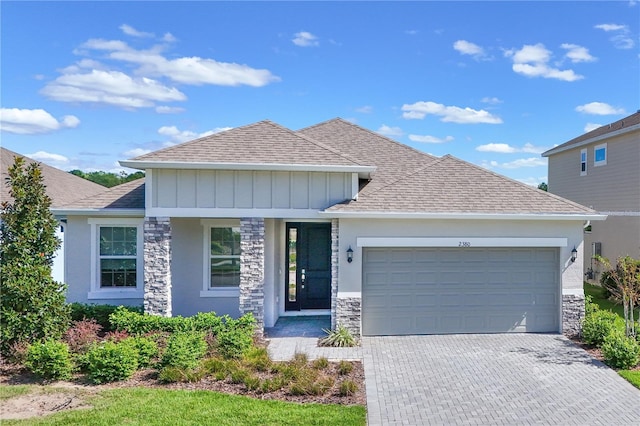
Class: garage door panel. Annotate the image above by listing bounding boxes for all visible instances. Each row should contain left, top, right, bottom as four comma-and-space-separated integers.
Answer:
362, 247, 559, 335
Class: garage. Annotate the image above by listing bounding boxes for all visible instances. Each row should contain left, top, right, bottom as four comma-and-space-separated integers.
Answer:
362, 247, 559, 335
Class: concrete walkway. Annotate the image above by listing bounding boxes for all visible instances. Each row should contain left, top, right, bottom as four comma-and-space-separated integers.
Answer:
363, 334, 640, 425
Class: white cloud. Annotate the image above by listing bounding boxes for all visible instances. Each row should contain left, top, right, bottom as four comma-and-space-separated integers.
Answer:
476, 142, 546, 154
505, 43, 583, 81
355, 105, 373, 113
517, 176, 548, 187
27, 151, 69, 164
41, 69, 186, 108
123, 148, 152, 158
155, 106, 185, 114
119, 24, 154, 38
405, 30, 419, 35
584, 122, 602, 132
292, 31, 319, 47
376, 125, 404, 137
595, 23, 626, 32
453, 40, 488, 60
0, 108, 80, 134
401, 101, 502, 124
575, 102, 626, 115
595, 24, 635, 49
162, 33, 177, 43
485, 157, 547, 169
408, 134, 454, 144
481, 97, 503, 105
158, 125, 232, 143
560, 43, 596, 63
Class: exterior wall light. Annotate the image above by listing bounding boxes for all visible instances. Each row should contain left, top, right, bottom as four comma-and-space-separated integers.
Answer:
571, 246, 578, 263
347, 246, 354, 263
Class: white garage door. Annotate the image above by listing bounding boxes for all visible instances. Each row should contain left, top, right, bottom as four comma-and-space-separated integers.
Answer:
362, 247, 559, 335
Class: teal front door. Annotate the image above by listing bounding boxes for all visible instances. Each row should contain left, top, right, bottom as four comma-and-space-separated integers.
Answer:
285, 223, 331, 311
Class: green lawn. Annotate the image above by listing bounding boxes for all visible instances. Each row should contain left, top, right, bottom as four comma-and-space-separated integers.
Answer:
618, 370, 640, 389
584, 282, 639, 319
0, 385, 31, 401
1, 386, 366, 426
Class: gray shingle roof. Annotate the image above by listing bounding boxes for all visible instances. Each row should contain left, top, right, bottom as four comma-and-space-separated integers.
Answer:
59, 179, 145, 209
326, 155, 595, 214
131, 120, 365, 167
1, 148, 105, 208
543, 111, 640, 156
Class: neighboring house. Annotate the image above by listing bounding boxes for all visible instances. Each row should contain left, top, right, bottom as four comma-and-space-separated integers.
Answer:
53, 119, 604, 337
542, 112, 640, 281
1, 147, 105, 282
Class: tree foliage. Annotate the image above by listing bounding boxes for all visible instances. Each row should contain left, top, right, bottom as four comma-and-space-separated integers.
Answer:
537, 182, 548, 191
69, 170, 144, 188
596, 255, 640, 338
1, 157, 70, 354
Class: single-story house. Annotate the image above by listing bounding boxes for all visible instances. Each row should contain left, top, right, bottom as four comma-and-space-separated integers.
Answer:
53, 119, 605, 336
1, 147, 105, 282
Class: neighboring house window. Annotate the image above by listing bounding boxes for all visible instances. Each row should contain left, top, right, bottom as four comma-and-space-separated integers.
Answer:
594, 143, 607, 166
201, 220, 241, 297
580, 149, 587, 176
88, 218, 143, 299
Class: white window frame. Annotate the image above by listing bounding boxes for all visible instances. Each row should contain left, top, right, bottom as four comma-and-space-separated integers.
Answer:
594, 143, 607, 166
580, 148, 587, 176
201, 219, 241, 298
88, 218, 144, 299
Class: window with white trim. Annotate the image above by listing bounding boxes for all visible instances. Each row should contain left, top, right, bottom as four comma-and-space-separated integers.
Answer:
208, 227, 241, 288
594, 143, 607, 166
580, 148, 587, 176
88, 218, 143, 299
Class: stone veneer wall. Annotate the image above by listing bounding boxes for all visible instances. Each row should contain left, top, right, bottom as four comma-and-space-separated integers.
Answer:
330, 219, 339, 330
336, 297, 361, 337
562, 294, 585, 337
143, 217, 172, 317
239, 218, 265, 335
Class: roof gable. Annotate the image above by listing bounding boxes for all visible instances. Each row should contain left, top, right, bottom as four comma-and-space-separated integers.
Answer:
1, 148, 105, 208
59, 178, 145, 210
130, 120, 366, 167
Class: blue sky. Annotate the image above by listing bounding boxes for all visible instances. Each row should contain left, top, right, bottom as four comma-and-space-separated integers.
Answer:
1, 1, 638, 186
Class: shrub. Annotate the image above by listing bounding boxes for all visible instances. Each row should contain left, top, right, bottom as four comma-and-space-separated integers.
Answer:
1, 157, 71, 355
161, 331, 207, 370
86, 341, 139, 384
63, 319, 102, 354
70, 303, 142, 332
602, 331, 640, 369
217, 328, 253, 360
243, 375, 261, 391
312, 357, 329, 370
104, 330, 130, 343
124, 336, 158, 368
339, 379, 358, 396
319, 325, 357, 347
230, 366, 251, 384
582, 309, 618, 347
292, 352, 308, 366
289, 371, 334, 396
584, 294, 598, 317
8, 340, 30, 364
25, 340, 73, 381
260, 377, 287, 393
242, 347, 271, 371
337, 360, 353, 375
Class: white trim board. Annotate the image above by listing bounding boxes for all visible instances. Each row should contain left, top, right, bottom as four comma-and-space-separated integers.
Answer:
356, 237, 568, 248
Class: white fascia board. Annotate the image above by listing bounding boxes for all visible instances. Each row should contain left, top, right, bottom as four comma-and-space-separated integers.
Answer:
542, 123, 640, 157
357, 237, 568, 248
51, 208, 145, 217
147, 207, 323, 219
119, 160, 376, 175
319, 211, 608, 221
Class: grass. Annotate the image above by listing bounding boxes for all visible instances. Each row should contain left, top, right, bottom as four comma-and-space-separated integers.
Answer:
0, 385, 31, 401
2, 386, 366, 426
618, 370, 640, 389
584, 282, 640, 321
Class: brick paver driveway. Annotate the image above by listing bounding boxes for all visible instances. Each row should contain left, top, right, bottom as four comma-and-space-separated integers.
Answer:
363, 334, 640, 425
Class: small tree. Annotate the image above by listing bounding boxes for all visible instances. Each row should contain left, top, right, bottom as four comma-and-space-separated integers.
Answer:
1, 157, 70, 355
596, 255, 640, 338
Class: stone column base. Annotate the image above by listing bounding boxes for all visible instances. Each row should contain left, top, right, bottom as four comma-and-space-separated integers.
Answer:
562, 294, 585, 337
336, 296, 361, 337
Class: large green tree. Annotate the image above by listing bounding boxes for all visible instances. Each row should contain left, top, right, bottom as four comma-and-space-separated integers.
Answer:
1, 157, 70, 354
69, 170, 144, 188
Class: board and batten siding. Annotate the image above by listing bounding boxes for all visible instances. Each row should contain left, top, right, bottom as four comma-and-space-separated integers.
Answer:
151, 169, 353, 211
547, 136, 640, 212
